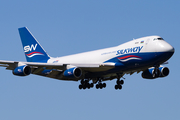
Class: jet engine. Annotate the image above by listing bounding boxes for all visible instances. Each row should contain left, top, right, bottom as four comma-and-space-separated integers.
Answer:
159, 67, 169, 77
63, 67, 82, 79
142, 67, 169, 79
13, 65, 31, 76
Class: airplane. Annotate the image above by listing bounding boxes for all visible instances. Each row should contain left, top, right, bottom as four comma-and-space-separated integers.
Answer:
0, 27, 175, 90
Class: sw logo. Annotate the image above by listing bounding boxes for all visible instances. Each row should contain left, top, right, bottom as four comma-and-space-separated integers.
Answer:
24, 44, 38, 52
24, 44, 44, 58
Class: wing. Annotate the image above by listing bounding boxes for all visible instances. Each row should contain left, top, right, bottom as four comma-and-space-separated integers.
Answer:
0, 60, 116, 81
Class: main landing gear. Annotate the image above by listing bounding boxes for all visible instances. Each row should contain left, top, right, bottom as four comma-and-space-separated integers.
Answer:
79, 79, 107, 90
79, 79, 94, 89
79, 77, 124, 90
115, 79, 124, 90
96, 80, 106, 89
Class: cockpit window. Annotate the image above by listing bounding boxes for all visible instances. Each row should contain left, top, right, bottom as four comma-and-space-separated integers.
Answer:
157, 38, 164, 40
154, 37, 164, 40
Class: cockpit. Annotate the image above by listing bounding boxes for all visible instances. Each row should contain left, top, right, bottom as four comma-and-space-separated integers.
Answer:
153, 37, 164, 40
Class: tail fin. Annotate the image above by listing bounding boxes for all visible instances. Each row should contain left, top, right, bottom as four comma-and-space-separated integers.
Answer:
18, 27, 50, 62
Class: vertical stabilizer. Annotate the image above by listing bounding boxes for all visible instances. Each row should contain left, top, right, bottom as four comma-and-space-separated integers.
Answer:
18, 27, 50, 62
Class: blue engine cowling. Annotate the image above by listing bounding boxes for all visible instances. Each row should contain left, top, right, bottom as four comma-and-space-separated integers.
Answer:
142, 67, 169, 79
13, 65, 31, 76
63, 67, 82, 79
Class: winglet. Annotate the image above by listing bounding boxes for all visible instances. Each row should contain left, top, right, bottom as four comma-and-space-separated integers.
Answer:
18, 27, 50, 62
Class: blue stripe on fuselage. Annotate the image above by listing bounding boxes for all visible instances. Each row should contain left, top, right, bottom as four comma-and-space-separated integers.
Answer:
104, 51, 174, 71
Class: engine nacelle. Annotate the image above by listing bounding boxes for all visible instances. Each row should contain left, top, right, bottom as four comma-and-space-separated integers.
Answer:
13, 65, 31, 76
142, 67, 169, 79
63, 67, 82, 79
159, 67, 169, 77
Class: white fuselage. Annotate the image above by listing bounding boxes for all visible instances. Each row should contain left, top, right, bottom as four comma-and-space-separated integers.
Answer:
48, 36, 174, 66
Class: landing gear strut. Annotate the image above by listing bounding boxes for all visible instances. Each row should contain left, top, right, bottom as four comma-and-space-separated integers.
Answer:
153, 65, 160, 78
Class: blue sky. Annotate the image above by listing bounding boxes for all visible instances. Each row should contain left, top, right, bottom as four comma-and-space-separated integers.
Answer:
0, 0, 179, 120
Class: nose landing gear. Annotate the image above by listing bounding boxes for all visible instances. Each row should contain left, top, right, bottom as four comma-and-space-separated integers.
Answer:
152, 64, 160, 78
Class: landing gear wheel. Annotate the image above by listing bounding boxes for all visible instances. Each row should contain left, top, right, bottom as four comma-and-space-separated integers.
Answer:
115, 84, 122, 90
83, 85, 86, 89
96, 84, 99, 89
118, 85, 122, 89
103, 83, 106, 88
115, 85, 118, 90
90, 83, 94, 88
79, 84, 83, 89
87, 83, 91, 89
120, 80, 124, 85
99, 83, 103, 89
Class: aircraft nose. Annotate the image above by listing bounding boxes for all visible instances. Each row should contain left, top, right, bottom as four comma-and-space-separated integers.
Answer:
156, 41, 175, 53
156, 41, 175, 61
165, 43, 174, 53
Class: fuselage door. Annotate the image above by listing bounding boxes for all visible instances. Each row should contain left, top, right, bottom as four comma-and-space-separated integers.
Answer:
145, 38, 150, 45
